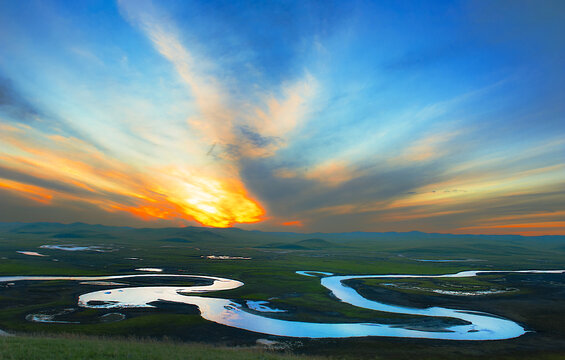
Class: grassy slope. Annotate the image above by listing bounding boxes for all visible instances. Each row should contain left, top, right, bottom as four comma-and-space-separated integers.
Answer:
0, 334, 323, 360
2, 334, 565, 360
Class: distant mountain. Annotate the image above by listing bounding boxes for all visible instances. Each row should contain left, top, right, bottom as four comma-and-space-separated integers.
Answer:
261, 238, 339, 250
2, 222, 128, 234
160, 237, 193, 243
0, 222, 563, 242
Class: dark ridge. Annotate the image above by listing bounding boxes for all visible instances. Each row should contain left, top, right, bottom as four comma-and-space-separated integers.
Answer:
267, 243, 308, 250
53, 233, 87, 239
261, 238, 336, 250
160, 237, 193, 243
52, 232, 116, 239
295, 238, 334, 248
0, 222, 563, 240
174, 228, 225, 239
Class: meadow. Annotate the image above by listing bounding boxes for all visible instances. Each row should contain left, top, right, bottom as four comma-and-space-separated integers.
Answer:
0, 222, 564, 359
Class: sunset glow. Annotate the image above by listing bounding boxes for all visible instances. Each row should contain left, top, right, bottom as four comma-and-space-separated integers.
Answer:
0, 1, 563, 234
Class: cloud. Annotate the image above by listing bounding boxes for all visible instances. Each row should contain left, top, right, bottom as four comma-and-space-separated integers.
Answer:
395, 131, 461, 163
1, 1, 564, 235
281, 220, 303, 227
0, 125, 264, 227
241, 155, 445, 224
274, 160, 357, 187
0, 75, 41, 122
118, 0, 317, 161
0, 164, 89, 195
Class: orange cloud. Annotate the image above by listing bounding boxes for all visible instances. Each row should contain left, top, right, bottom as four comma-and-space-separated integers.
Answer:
454, 220, 565, 236
306, 161, 354, 186
274, 160, 357, 187
460, 221, 565, 230
0, 179, 53, 204
379, 209, 467, 222
485, 211, 565, 222
0, 130, 265, 228
282, 220, 303, 227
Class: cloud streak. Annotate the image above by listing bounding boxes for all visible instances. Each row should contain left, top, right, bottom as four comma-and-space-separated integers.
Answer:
0, 0, 563, 234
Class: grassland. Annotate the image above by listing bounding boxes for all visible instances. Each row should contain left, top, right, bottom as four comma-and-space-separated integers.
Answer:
0, 222, 564, 359
0, 334, 324, 360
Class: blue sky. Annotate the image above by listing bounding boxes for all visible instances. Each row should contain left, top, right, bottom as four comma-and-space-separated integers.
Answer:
1, 0, 564, 235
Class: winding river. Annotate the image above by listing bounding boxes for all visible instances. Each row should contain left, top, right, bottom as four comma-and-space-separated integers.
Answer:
1, 269, 563, 340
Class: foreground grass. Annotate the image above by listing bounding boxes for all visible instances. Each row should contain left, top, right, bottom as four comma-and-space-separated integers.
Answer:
2, 334, 565, 360
0, 334, 324, 360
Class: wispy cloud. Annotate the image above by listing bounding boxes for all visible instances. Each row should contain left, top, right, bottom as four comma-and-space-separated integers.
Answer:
0, 118, 264, 227
118, 0, 316, 160
1, 0, 563, 234
275, 160, 357, 187
0, 76, 42, 123
396, 131, 461, 163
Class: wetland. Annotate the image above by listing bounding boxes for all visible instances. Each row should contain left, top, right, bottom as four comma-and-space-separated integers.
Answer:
1, 222, 564, 359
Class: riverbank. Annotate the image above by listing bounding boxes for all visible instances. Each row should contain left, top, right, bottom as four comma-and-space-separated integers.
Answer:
5, 270, 563, 341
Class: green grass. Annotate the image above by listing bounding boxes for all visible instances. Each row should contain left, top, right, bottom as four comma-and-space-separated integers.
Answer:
1, 223, 564, 359
3, 334, 565, 360
0, 334, 325, 360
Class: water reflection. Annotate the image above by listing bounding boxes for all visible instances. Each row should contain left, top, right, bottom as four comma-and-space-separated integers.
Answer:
1, 269, 564, 340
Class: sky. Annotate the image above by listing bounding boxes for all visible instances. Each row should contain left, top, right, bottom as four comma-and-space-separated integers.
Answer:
0, 0, 564, 236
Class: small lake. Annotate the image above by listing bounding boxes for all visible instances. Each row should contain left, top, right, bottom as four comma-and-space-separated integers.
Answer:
40, 244, 114, 252
16, 251, 47, 257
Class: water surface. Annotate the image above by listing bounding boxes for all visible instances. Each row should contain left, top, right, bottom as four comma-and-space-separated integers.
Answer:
1, 269, 563, 340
